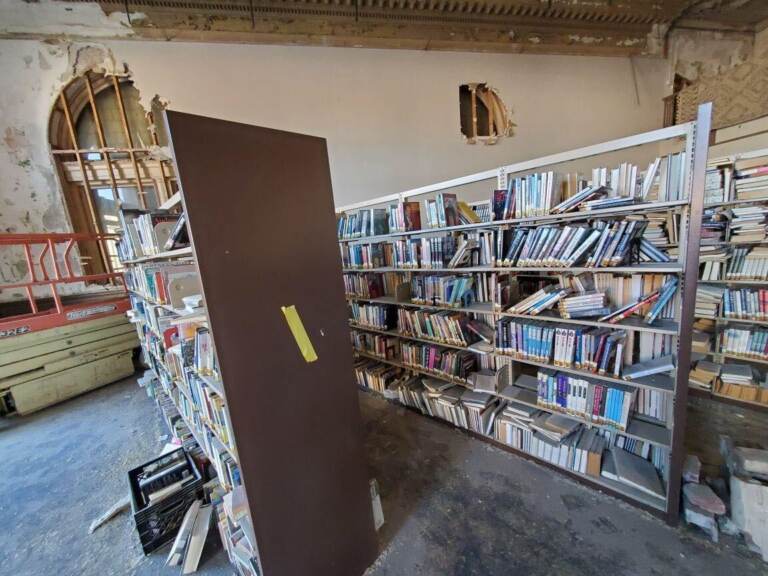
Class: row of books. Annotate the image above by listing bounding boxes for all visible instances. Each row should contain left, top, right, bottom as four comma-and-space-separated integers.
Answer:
342, 272, 407, 300
725, 246, 768, 280
125, 262, 200, 309
721, 327, 768, 360
493, 405, 665, 497
495, 319, 627, 376
118, 209, 188, 260
494, 218, 657, 269
503, 276, 677, 326
353, 360, 668, 493
397, 308, 477, 346
411, 273, 492, 307
536, 370, 635, 430
350, 330, 399, 361
730, 205, 768, 243
721, 288, 768, 320
400, 341, 479, 380
349, 302, 396, 329
336, 195, 484, 240
342, 217, 674, 272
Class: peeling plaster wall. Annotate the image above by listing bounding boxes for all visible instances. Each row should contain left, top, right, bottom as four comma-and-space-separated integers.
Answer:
0, 38, 669, 299
668, 29, 754, 83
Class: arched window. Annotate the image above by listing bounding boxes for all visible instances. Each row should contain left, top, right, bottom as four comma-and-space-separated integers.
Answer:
48, 71, 176, 274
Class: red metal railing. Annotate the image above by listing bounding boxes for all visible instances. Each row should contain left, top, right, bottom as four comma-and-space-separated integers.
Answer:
0, 232, 130, 336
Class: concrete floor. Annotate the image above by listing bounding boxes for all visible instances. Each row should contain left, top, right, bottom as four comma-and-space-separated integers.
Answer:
0, 375, 765, 576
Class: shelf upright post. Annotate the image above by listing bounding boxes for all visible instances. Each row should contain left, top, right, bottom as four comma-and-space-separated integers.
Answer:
666, 102, 712, 524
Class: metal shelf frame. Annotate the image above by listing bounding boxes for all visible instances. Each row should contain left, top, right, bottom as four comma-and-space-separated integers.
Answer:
337, 104, 713, 525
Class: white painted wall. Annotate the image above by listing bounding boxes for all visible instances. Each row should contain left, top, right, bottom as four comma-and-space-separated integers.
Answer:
0, 37, 669, 295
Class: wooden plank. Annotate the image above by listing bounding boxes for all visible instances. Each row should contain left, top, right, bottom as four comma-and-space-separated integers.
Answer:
0, 314, 128, 354
10, 350, 134, 415
0, 334, 138, 390
0, 325, 137, 377
0, 322, 135, 368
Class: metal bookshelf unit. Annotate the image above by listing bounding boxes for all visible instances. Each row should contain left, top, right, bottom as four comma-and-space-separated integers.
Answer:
336, 104, 713, 524
693, 146, 768, 412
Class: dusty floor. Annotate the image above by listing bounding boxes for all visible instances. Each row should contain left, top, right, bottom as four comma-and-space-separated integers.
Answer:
0, 375, 765, 576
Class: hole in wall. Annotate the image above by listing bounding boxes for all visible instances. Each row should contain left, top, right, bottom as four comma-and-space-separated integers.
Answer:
459, 83, 515, 145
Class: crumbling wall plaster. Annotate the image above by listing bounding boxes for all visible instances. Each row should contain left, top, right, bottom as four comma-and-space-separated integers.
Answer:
0, 38, 670, 301
0, 0, 139, 38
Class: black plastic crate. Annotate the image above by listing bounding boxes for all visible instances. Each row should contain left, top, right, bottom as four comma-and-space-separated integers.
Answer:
128, 448, 203, 554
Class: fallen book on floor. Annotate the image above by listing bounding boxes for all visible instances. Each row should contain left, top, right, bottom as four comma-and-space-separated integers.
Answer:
167, 500, 202, 566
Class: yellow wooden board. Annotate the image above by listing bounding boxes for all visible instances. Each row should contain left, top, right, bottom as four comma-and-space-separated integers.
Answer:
10, 350, 135, 415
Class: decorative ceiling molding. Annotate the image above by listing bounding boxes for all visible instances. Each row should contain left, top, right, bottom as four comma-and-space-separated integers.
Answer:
5, 0, 768, 56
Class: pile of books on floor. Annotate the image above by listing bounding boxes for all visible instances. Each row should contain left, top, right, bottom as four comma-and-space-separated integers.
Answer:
734, 155, 768, 201
689, 360, 720, 391
730, 205, 768, 243
715, 363, 768, 405
725, 246, 768, 280
695, 285, 724, 319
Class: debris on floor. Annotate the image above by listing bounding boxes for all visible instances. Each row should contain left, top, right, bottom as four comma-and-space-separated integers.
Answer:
88, 495, 131, 534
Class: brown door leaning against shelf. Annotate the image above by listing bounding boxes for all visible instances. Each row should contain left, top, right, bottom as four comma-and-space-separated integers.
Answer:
336, 103, 713, 525
119, 111, 379, 576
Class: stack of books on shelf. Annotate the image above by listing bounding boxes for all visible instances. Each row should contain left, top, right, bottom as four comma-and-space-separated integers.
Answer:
698, 246, 729, 281
729, 206, 768, 243
117, 209, 189, 260
695, 285, 724, 319
714, 363, 768, 405
343, 271, 406, 299
733, 155, 768, 201
689, 360, 720, 391
704, 158, 733, 204
700, 208, 728, 244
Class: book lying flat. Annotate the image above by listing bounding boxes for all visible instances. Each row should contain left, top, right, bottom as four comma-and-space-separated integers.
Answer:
622, 355, 675, 380
611, 448, 665, 498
